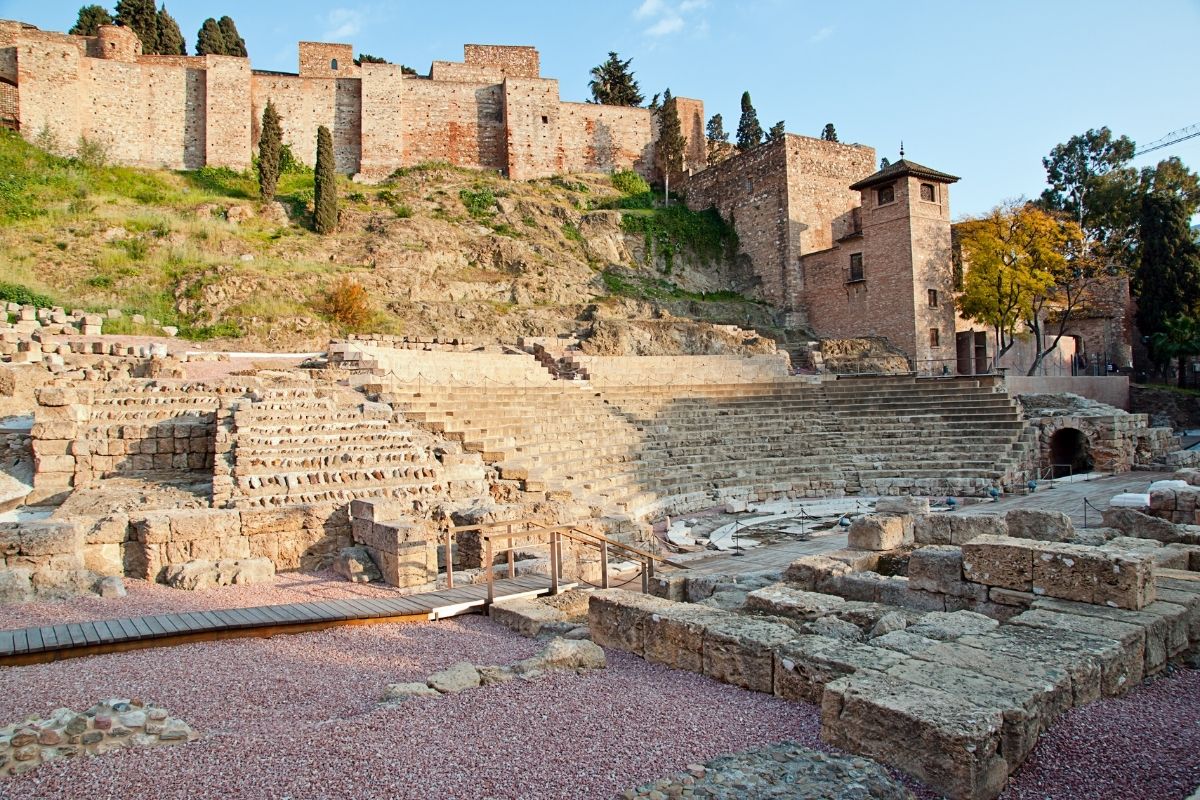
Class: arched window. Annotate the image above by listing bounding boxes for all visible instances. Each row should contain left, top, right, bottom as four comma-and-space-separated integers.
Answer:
330, 58, 339, 70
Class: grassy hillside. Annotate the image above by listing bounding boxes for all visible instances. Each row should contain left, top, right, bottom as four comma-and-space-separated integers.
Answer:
0, 130, 773, 349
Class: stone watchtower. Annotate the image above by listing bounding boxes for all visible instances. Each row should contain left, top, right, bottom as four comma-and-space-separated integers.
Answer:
93, 24, 141, 61
847, 159, 960, 369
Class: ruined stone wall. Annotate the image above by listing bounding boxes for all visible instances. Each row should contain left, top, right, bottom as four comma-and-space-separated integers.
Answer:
673, 97, 707, 175
13, 35, 83, 153
683, 140, 791, 304
299, 42, 357, 78
464, 44, 539, 78
358, 64, 406, 179
430, 61, 504, 82
251, 75, 361, 173
558, 101, 654, 176
142, 61, 207, 169
203, 55, 251, 168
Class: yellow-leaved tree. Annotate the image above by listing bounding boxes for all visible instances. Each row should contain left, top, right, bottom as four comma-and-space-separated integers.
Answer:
956, 201, 1095, 375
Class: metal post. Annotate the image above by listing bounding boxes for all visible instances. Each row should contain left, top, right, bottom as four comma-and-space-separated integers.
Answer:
506, 522, 515, 579
600, 539, 609, 589
550, 531, 560, 595
445, 526, 454, 589
485, 535, 494, 605
641, 557, 650, 593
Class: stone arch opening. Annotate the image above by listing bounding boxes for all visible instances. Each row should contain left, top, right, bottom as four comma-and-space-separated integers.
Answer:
1048, 427, 1093, 478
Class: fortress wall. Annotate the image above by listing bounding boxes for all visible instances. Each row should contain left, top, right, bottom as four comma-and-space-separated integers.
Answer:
0, 46, 15, 84
359, 64, 407, 180
504, 77, 560, 180
784, 136, 875, 256
251, 75, 361, 173
558, 101, 654, 177
684, 140, 791, 305
400, 77, 506, 171
430, 61, 503, 83
673, 97, 706, 174
204, 55, 251, 169
82, 57, 148, 164
464, 44, 538, 78
15, 38, 83, 152
143, 61, 206, 169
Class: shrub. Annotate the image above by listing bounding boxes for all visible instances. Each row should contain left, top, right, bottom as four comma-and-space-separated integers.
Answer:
611, 169, 650, 196
459, 186, 496, 219
0, 281, 55, 308
75, 136, 108, 169
321, 276, 372, 330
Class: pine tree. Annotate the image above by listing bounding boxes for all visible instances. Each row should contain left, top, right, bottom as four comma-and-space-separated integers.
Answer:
355, 54, 387, 66
821, 123, 838, 142
258, 100, 283, 201
766, 120, 786, 144
735, 91, 762, 152
217, 16, 247, 57
155, 5, 186, 55
1134, 191, 1200, 373
880, 157, 891, 170
705, 113, 731, 166
654, 90, 686, 206
115, 0, 159, 54
195, 18, 225, 56
70, 5, 113, 36
588, 52, 644, 107
313, 125, 338, 234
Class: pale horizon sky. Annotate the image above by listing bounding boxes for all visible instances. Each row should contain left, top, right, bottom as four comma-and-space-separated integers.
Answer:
2, 0, 1198, 217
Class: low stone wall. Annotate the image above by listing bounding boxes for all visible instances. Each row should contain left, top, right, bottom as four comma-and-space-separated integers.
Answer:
1006, 376, 1130, 410
336, 343, 555, 386
349, 499, 438, 588
1030, 412, 1174, 475
0, 520, 92, 601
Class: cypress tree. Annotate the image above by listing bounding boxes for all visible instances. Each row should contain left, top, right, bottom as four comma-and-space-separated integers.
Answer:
821, 123, 838, 142
313, 125, 338, 234
114, 0, 158, 54
766, 120, 786, 143
258, 100, 283, 201
735, 91, 762, 152
69, 5, 113, 36
705, 113, 731, 166
1134, 191, 1200, 366
217, 16, 247, 57
654, 90, 686, 206
155, 5, 186, 55
195, 18, 225, 56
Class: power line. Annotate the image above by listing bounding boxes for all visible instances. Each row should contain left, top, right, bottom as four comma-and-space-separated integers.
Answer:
1135, 122, 1200, 158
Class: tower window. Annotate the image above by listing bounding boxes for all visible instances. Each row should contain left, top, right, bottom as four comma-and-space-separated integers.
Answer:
920, 182, 936, 202
877, 184, 895, 205
849, 253, 864, 282
928, 289, 939, 307
330, 58, 339, 70
930, 327, 941, 348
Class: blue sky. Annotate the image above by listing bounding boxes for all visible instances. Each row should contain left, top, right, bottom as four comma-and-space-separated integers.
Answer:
3, 0, 1199, 217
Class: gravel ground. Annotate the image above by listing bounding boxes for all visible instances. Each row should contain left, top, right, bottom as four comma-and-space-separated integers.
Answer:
0, 618, 820, 800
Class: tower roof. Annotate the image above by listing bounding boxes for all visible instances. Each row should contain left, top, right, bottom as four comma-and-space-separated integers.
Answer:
849, 159, 960, 191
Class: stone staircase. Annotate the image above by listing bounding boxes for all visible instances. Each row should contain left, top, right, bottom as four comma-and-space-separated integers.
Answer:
372, 375, 1035, 522
216, 388, 486, 510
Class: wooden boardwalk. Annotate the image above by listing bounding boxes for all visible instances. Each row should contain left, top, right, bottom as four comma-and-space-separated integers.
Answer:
0, 575, 567, 667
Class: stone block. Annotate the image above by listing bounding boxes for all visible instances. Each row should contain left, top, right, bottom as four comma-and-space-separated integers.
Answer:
783, 555, 851, 592
240, 507, 307, 536
17, 522, 83, 556
744, 584, 846, 620
489, 598, 567, 638
961, 535, 1037, 591
587, 589, 678, 656
702, 616, 796, 693
914, 513, 1007, 546
774, 635, 911, 704
1093, 551, 1156, 611
1008, 609, 1144, 695
848, 514, 907, 551
907, 546, 966, 595
906, 611, 999, 642
368, 540, 435, 588
1102, 508, 1185, 544
1033, 597, 1186, 675
820, 671, 1009, 800
1005, 509, 1074, 542
1031, 542, 1101, 604
875, 496, 931, 515
170, 509, 239, 542
643, 604, 730, 673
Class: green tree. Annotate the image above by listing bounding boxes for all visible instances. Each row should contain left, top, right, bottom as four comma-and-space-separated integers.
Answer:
155, 4, 185, 55
880, 157, 891, 170
820, 123, 838, 142
1038, 127, 1139, 268
114, 0, 158, 54
1139, 156, 1200, 215
195, 17, 225, 55
217, 16, 247, 57
355, 53, 387, 65
313, 125, 338, 234
705, 113, 731, 166
69, 5, 113, 36
1134, 191, 1200, 375
654, 90, 686, 206
735, 91, 762, 152
588, 51, 643, 106
766, 120, 786, 144
1150, 314, 1200, 388
257, 100, 283, 201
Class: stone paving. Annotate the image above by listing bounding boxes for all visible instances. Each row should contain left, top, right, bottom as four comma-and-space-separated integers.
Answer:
956, 472, 1160, 527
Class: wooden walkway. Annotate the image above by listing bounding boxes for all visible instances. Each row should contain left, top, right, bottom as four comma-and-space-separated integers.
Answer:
0, 575, 567, 667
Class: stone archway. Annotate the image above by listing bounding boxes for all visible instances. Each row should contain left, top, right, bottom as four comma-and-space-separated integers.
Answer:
1048, 427, 1093, 478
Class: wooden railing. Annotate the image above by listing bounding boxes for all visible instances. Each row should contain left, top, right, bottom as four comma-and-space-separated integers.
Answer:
441, 518, 688, 603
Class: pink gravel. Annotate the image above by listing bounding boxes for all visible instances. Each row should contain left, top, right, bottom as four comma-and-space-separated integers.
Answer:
0, 618, 820, 799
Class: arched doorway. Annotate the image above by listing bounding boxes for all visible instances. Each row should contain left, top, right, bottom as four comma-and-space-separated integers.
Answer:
1048, 427, 1093, 478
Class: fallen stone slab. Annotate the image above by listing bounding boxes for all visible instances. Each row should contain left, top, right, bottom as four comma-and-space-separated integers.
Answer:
821, 670, 1009, 800
1032, 597, 1189, 675
870, 629, 942, 657
381, 682, 441, 701
906, 611, 999, 642
745, 584, 847, 620
1008, 608, 1145, 695
489, 597, 572, 638
427, 661, 481, 694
